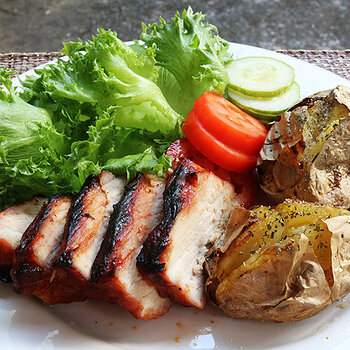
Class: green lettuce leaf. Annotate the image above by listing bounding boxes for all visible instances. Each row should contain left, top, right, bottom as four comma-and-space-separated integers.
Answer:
0, 68, 71, 207
67, 112, 173, 183
0, 11, 232, 208
0, 68, 63, 164
0, 39, 177, 208
141, 7, 233, 115
19, 70, 96, 143
41, 29, 182, 135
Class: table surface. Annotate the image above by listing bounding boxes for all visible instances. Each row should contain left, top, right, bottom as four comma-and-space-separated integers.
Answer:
0, 50, 350, 81
1, 1, 350, 52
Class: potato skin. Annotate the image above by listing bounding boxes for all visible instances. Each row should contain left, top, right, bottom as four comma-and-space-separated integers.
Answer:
325, 215, 350, 300
205, 202, 350, 322
259, 86, 350, 209
213, 235, 332, 322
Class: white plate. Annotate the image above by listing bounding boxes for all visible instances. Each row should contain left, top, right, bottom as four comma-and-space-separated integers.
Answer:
2, 43, 350, 350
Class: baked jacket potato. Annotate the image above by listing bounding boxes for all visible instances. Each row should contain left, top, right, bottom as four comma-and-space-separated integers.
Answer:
205, 201, 350, 322
259, 86, 350, 209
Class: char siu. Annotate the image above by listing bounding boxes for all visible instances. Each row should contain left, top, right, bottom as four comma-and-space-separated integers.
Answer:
92, 173, 171, 320
0, 197, 46, 269
137, 159, 236, 309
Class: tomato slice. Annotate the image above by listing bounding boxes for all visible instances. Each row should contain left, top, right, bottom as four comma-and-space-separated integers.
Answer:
166, 138, 257, 207
166, 138, 231, 181
182, 110, 257, 173
193, 91, 267, 156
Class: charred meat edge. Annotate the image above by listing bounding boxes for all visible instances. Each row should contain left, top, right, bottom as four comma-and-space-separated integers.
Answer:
0, 269, 12, 283
11, 194, 73, 292
137, 160, 198, 279
0, 197, 46, 269
91, 174, 142, 282
56, 174, 101, 268
91, 173, 171, 320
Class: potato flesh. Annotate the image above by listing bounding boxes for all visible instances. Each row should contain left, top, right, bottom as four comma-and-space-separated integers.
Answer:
277, 202, 349, 285
215, 202, 350, 293
259, 86, 350, 209
217, 245, 280, 298
303, 102, 349, 166
215, 207, 285, 282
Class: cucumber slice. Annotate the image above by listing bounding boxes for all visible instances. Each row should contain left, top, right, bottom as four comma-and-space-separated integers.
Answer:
227, 82, 300, 119
234, 105, 277, 124
236, 106, 278, 124
244, 112, 278, 124
227, 57, 295, 97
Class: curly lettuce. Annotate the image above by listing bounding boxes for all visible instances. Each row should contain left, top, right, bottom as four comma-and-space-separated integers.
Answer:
0, 68, 70, 206
0, 8, 232, 208
141, 7, 233, 115
0, 30, 182, 208
41, 29, 182, 135
0, 69, 66, 164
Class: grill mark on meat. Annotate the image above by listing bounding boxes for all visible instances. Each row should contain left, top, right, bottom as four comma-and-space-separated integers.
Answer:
91, 173, 171, 320
12, 262, 42, 286
91, 174, 141, 282
137, 162, 197, 275
0, 196, 46, 269
12, 197, 55, 288
51, 171, 126, 301
0, 269, 12, 283
11, 195, 74, 302
17, 194, 65, 253
56, 175, 101, 268
137, 159, 236, 308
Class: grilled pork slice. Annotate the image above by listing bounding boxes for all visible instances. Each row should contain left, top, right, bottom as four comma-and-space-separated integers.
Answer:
56, 171, 126, 291
137, 159, 236, 309
11, 195, 76, 304
91, 173, 171, 320
0, 197, 46, 269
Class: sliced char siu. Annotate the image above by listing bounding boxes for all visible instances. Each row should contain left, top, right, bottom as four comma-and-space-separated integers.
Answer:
91, 173, 171, 320
137, 159, 236, 309
11, 195, 76, 304
55, 171, 126, 292
0, 197, 46, 270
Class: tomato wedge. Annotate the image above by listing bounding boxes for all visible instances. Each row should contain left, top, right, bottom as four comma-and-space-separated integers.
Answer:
182, 110, 257, 173
182, 92, 267, 173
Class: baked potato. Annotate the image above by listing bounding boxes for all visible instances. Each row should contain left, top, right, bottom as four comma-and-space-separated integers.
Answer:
259, 85, 350, 209
205, 201, 350, 322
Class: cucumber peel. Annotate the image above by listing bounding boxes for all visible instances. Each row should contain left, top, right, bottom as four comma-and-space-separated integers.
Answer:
227, 56, 295, 98
227, 82, 300, 124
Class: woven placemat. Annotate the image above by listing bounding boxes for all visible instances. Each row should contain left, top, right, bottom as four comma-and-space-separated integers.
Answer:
277, 50, 350, 81
0, 50, 350, 80
0, 52, 62, 75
